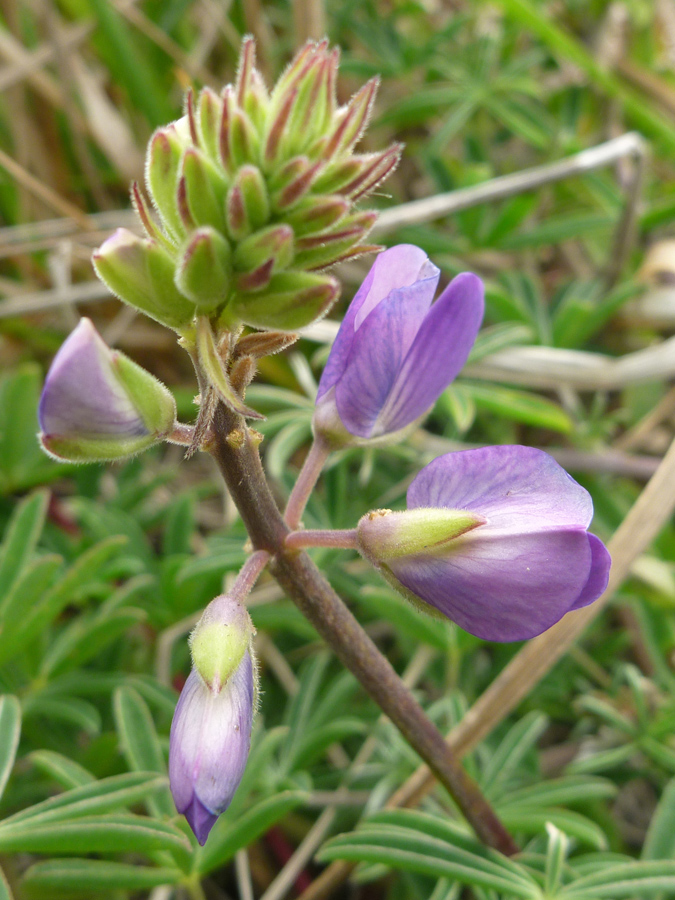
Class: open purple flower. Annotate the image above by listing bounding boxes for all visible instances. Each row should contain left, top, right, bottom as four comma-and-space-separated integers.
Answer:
357, 445, 611, 642
313, 244, 484, 445
169, 654, 254, 845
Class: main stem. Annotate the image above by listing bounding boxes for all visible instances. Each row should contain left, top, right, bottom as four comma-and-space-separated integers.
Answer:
209, 401, 518, 856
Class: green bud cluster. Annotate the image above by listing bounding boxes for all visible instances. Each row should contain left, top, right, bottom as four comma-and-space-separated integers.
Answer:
94, 38, 401, 335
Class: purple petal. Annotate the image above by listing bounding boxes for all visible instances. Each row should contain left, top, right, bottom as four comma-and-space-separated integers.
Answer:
570, 533, 611, 610
39, 319, 148, 438
373, 272, 484, 435
388, 526, 593, 641
408, 446, 594, 533
183, 796, 219, 846
316, 245, 439, 401
333, 273, 440, 437
169, 654, 254, 843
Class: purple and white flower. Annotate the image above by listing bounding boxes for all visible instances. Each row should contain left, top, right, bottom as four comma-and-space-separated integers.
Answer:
357, 445, 611, 642
169, 593, 256, 845
169, 653, 254, 845
313, 244, 484, 445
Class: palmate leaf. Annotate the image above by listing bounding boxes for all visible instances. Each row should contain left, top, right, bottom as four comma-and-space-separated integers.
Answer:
643, 777, 675, 863
481, 711, 548, 798
319, 810, 541, 898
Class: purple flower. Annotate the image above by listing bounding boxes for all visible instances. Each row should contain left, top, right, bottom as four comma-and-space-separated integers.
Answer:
313, 244, 484, 445
357, 445, 611, 642
169, 593, 256, 845
38, 318, 176, 462
169, 653, 254, 845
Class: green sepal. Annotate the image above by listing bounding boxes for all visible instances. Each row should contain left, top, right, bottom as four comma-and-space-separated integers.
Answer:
229, 271, 339, 331
176, 227, 232, 312
190, 597, 254, 693
92, 229, 194, 331
357, 508, 487, 563
112, 353, 176, 435
40, 432, 161, 464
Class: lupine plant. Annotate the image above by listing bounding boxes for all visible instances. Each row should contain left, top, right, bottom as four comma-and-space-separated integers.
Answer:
37, 39, 612, 857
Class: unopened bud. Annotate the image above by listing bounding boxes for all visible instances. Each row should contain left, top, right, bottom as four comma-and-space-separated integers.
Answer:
93, 229, 194, 330
39, 319, 176, 462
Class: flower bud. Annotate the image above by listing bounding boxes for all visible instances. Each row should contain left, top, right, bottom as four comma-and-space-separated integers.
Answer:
175, 227, 232, 312
93, 229, 194, 331
169, 594, 256, 845
39, 319, 176, 462
230, 270, 339, 331
93, 38, 401, 335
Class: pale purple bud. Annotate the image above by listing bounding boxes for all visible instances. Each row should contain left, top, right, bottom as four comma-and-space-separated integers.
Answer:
169, 594, 256, 845
359, 446, 611, 642
313, 244, 484, 446
38, 319, 176, 462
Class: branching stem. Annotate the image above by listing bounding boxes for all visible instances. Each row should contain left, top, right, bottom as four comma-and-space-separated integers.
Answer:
230, 549, 271, 603
209, 401, 518, 857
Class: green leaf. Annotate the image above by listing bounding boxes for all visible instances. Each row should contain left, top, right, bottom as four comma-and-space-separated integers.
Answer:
464, 382, 573, 433
21, 858, 182, 895
498, 806, 607, 850
561, 861, 675, 898
0, 490, 49, 599
0, 865, 13, 900
198, 791, 307, 874
481, 711, 548, 798
320, 820, 539, 897
0, 814, 190, 859
23, 697, 101, 737
41, 608, 146, 677
113, 687, 174, 818
0, 695, 21, 800
28, 752, 95, 791
1, 772, 169, 828
0, 537, 128, 665
643, 777, 675, 861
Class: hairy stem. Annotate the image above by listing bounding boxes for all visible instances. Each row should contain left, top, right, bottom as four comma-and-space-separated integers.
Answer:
209, 401, 518, 856
231, 549, 271, 603
285, 529, 358, 551
284, 436, 331, 529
